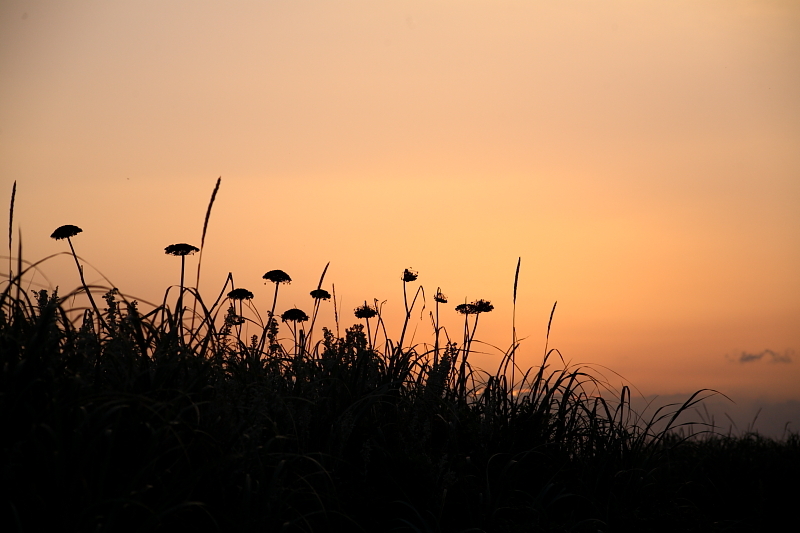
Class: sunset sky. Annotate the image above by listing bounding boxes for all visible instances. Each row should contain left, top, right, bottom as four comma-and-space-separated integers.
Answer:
2, 1, 798, 433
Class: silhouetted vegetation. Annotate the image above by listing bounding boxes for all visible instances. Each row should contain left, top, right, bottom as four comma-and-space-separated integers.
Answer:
2, 182, 797, 532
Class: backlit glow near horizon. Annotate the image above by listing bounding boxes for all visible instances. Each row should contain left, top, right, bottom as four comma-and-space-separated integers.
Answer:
2, 1, 799, 428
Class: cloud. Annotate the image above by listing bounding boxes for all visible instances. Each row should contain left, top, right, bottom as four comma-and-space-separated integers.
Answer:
736, 349, 793, 364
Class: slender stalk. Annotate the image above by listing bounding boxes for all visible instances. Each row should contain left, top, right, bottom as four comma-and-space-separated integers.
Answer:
364, 301, 373, 349
177, 255, 186, 336
67, 237, 107, 332
398, 280, 409, 350
511, 257, 520, 395
306, 298, 321, 353
8, 181, 15, 283
458, 311, 470, 398
269, 284, 279, 321
305, 262, 330, 352
332, 283, 340, 339
434, 296, 440, 369
397, 286, 423, 355
235, 299, 243, 345
192, 177, 221, 330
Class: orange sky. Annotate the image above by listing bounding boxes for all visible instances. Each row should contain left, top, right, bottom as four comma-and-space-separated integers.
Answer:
1, 1, 799, 412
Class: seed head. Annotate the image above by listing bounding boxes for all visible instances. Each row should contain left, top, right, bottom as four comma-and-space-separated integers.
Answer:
310, 288, 331, 300
165, 243, 199, 256
51, 225, 83, 240
281, 308, 309, 322
354, 303, 378, 319
227, 288, 254, 301
263, 270, 292, 284
402, 268, 419, 282
434, 290, 448, 304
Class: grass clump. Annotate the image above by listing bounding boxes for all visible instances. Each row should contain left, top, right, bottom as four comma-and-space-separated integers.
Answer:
2, 183, 797, 532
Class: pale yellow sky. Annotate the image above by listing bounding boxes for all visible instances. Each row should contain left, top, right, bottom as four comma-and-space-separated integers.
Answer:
1, 1, 799, 406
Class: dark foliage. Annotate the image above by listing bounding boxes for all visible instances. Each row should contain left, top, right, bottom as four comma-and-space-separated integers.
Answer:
1, 281, 797, 533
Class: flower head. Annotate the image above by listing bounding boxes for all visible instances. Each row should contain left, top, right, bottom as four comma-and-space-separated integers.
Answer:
456, 299, 494, 315
434, 290, 448, 304
402, 268, 419, 283
354, 303, 378, 319
281, 308, 309, 322
310, 288, 331, 300
455, 303, 476, 315
227, 288, 254, 301
165, 243, 199, 256
472, 299, 494, 313
50, 225, 83, 240
263, 270, 292, 284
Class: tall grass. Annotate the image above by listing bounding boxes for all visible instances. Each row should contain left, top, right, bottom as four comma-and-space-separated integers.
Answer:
2, 181, 797, 532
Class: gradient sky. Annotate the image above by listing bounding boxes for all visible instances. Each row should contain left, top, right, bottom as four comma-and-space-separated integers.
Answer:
2, 1, 799, 420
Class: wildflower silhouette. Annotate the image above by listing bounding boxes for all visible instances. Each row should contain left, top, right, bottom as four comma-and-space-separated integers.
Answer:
310, 288, 331, 300
456, 303, 476, 315
50, 224, 82, 241
402, 268, 418, 283
456, 300, 493, 315
355, 302, 378, 348
473, 299, 494, 314
354, 303, 378, 319
433, 287, 448, 367
281, 307, 309, 356
455, 299, 494, 395
228, 288, 254, 301
281, 308, 309, 322
226, 288, 253, 341
165, 243, 199, 334
51, 224, 106, 330
397, 268, 423, 351
263, 269, 291, 284
165, 243, 200, 257
263, 269, 291, 320
306, 285, 332, 352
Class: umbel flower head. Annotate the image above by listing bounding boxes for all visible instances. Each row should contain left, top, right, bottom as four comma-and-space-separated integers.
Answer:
456, 299, 494, 315
434, 290, 448, 304
50, 225, 83, 240
402, 268, 419, 283
281, 308, 309, 322
455, 303, 475, 315
263, 270, 292, 284
310, 288, 331, 300
227, 288, 254, 301
472, 299, 494, 313
165, 243, 199, 256
354, 303, 378, 319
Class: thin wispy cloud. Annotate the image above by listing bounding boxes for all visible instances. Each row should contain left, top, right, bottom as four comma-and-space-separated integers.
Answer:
733, 349, 793, 364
